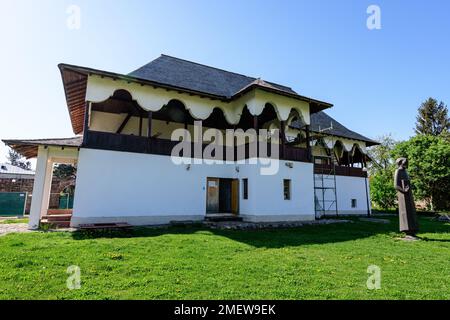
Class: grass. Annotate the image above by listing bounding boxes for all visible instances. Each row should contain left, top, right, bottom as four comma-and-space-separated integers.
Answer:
0, 216, 448, 300
0, 217, 29, 224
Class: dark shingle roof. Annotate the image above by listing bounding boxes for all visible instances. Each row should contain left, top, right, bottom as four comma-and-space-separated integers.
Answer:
291, 112, 379, 146
129, 55, 298, 98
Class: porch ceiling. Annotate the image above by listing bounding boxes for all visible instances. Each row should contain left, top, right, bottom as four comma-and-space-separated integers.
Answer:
2, 137, 83, 159
59, 66, 88, 135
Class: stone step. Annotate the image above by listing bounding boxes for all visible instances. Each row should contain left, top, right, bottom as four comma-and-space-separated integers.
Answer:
41, 220, 71, 228
41, 214, 72, 222
78, 223, 132, 230
204, 215, 243, 222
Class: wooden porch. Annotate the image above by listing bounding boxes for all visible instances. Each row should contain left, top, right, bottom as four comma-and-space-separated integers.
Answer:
83, 130, 311, 163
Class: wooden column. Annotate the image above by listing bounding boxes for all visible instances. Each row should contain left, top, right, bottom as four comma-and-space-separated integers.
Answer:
147, 111, 153, 154
253, 116, 259, 157
82, 102, 90, 146
138, 114, 143, 137
253, 116, 258, 130
184, 121, 189, 158
305, 125, 311, 162
280, 121, 286, 160
147, 111, 153, 138
347, 152, 351, 175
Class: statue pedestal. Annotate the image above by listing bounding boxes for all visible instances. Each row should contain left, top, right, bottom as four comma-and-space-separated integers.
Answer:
399, 235, 420, 241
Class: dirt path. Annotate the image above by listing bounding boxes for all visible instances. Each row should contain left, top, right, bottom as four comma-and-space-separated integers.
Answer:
0, 224, 31, 236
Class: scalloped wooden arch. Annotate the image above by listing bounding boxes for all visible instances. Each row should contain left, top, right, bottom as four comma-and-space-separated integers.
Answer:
85, 75, 312, 126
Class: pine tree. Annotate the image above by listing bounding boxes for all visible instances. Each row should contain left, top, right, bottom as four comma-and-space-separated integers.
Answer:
415, 98, 450, 136
7, 149, 31, 170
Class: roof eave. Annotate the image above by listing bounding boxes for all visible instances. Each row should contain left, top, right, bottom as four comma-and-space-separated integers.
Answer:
232, 84, 333, 113
58, 64, 229, 102
287, 123, 380, 147
308, 131, 380, 147
59, 63, 333, 108
2, 138, 82, 159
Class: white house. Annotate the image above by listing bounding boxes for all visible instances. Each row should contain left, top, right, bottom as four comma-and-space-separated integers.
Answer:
3, 55, 378, 229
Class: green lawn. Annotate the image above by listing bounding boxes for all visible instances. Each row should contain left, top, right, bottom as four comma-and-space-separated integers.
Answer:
0, 216, 448, 300
0, 218, 29, 224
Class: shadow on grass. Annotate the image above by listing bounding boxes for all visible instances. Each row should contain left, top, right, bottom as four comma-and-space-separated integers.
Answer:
421, 237, 450, 243
70, 216, 449, 248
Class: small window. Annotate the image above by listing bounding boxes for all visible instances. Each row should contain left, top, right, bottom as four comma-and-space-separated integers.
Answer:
351, 199, 357, 208
242, 179, 248, 200
283, 179, 291, 200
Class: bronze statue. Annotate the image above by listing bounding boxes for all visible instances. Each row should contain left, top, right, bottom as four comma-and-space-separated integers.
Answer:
394, 158, 419, 238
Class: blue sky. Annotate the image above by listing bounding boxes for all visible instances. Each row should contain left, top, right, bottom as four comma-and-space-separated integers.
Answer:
1, 0, 449, 164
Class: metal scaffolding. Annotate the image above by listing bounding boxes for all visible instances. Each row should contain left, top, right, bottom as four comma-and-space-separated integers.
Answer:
313, 124, 338, 219
314, 155, 338, 219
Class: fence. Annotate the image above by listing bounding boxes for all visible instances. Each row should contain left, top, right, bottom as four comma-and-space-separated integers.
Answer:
0, 192, 27, 216
49, 193, 74, 210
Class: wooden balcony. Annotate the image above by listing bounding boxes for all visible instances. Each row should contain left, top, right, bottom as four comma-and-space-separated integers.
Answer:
83, 130, 311, 163
314, 163, 368, 178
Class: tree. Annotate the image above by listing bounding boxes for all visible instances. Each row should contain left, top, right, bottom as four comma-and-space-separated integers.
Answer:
368, 134, 397, 210
6, 148, 31, 171
392, 135, 450, 211
370, 170, 397, 210
367, 134, 397, 174
53, 164, 77, 180
415, 98, 449, 136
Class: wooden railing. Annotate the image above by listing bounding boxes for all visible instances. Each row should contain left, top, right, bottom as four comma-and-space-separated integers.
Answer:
84, 131, 311, 163
283, 146, 310, 163
314, 164, 367, 178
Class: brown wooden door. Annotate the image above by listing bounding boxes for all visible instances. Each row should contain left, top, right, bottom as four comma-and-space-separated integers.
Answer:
231, 179, 239, 215
206, 178, 220, 213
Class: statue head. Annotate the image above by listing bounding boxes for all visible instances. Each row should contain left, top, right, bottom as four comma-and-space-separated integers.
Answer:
396, 157, 408, 169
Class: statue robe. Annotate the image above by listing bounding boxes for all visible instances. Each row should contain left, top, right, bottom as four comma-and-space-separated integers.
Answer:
394, 168, 418, 233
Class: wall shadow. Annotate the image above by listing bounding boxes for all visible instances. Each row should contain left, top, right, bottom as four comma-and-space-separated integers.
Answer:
70, 216, 449, 248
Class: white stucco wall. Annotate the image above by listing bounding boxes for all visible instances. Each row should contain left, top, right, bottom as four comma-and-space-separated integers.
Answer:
72, 148, 315, 226
335, 175, 371, 215
238, 160, 315, 222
